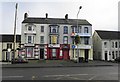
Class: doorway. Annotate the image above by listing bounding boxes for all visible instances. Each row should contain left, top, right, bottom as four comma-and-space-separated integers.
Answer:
105, 51, 107, 61
85, 49, 89, 62
52, 49, 56, 59
40, 49, 44, 59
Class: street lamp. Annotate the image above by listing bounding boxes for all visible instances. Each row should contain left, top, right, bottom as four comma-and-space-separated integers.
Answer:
7, 48, 11, 62
13, 3, 18, 62
77, 6, 82, 63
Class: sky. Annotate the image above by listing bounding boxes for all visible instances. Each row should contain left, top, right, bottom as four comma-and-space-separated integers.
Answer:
0, 0, 119, 34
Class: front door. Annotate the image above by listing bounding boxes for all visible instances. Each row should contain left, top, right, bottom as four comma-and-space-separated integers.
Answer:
40, 49, 44, 59
85, 49, 89, 62
63, 50, 69, 60
105, 51, 107, 61
52, 49, 56, 59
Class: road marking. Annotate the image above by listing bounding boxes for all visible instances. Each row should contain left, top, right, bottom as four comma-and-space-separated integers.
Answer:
44, 73, 89, 77
88, 75, 97, 80
2, 76, 24, 78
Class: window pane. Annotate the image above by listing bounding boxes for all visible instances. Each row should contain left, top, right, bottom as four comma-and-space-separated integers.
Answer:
115, 42, 118, 48
79, 27, 81, 33
63, 36, 68, 44
41, 26, 44, 32
75, 27, 77, 33
28, 26, 32, 31
84, 27, 88, 33
64, 26, 68, 34
112, 42, 114, 48
40, 36, 44, 43
104, 42, 107, 48
28, 36, 32, 43
84, 37, 89, 45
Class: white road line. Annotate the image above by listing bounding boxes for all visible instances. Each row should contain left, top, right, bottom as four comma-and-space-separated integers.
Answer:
43, 74, 89, 77
2, 76, 24, 78
88, 75, 97, 80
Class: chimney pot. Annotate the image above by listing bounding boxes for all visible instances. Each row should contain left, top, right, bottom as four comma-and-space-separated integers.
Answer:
65, 14, 68, 19
46, 13, 48, 18
24, 13, 28, 19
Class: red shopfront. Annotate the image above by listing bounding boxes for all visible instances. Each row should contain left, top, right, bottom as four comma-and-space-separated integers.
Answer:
61, 44, 70, 60
46, 44, 70, 60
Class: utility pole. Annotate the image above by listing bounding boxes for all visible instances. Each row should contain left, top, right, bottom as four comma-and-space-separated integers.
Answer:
13, 3, 18, 62
77, 6, 82, 63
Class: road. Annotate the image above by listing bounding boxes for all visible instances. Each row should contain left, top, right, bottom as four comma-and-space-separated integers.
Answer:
2, 66, 119, 80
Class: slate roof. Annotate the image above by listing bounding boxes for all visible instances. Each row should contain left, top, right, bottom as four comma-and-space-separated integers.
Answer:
95, 30, 120, 40
22, 17, 92, 26
0, 34, 21, 42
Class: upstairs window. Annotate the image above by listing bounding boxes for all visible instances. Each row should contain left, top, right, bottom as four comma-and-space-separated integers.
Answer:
63, 36, 68, 44
115, 42, 118, 48
112, 42, 114, 48
75, 27, 78, 33
28, 36, 32, 43
52, 27, 56, 33
63, 26, 68, 34
84, 27, 88, 33
119, 42, 120, 48
7, 43, 12, 49
40, 36, 44, 43
41, 26, 44, 32
104, 42, 107, 48
79, 27, 82, 33
84, 37, 89, 45
50, 26, 59, 33
28, 26, 32, 31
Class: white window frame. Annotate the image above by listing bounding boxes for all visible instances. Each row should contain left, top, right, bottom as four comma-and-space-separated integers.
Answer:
63, 26, 68, 34
104, 42, 107, 48
27, 35, 34, 43
84, 27, 89, 33
63, 36, 68, 44
27, 25, 33, 31
40, 36, 44, 43
41, 26, 44, 32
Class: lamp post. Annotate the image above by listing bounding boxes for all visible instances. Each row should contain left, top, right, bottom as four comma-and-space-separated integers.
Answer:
76, 6, 82, 63
13, 3, 18, 62
7, 48, 11, 62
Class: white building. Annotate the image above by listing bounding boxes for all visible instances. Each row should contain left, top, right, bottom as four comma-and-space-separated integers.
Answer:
21, 13, 93, 61
93, 30, 120, 61
0, 34, 21, 61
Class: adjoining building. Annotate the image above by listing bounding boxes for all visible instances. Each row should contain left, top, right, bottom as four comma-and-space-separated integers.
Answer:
21, 13, 93, 61
93, 30, 120, 61
0, 34, 21, 61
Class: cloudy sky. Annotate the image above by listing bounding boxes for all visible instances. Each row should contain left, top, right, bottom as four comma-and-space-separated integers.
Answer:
0, 0, 119, 34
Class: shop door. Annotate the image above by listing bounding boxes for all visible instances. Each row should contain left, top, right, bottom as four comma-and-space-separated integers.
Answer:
63, 50, 69, 60
105, 52, 107, 61
40, 49, 44, 59
85, 49, 89, 62
52, 49, 56, 59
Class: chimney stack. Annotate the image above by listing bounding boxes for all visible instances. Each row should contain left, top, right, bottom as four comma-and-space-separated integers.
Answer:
24, 13, 28, 19
46, 13, 48, 18
65, 14, 68, 19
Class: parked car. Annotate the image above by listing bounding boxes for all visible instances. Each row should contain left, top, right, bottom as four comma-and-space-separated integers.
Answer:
11, 56, 28, 64
114, 57, 120, 62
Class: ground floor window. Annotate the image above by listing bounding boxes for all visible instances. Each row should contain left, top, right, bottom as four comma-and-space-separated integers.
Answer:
52, 49, 56, 58
26, 47, 34, 58
112, 51, 114, 59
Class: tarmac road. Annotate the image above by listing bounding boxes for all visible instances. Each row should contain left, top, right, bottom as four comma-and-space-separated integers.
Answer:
2, 65, 119, 80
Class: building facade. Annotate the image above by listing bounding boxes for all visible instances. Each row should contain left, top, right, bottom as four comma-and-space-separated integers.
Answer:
93, 30, 120, 61
21, 13, 93, 61
0, 34, 21, 61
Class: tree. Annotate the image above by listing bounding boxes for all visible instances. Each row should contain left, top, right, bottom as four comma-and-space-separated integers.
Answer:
74, 35, 80, 44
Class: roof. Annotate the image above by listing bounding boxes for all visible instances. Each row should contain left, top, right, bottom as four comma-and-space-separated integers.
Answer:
22, 17, 92, 26
95, 30, 120, 40
0, 34, 21, 42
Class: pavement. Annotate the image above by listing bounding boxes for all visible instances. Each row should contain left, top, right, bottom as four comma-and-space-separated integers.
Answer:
1, 60, 118, 68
